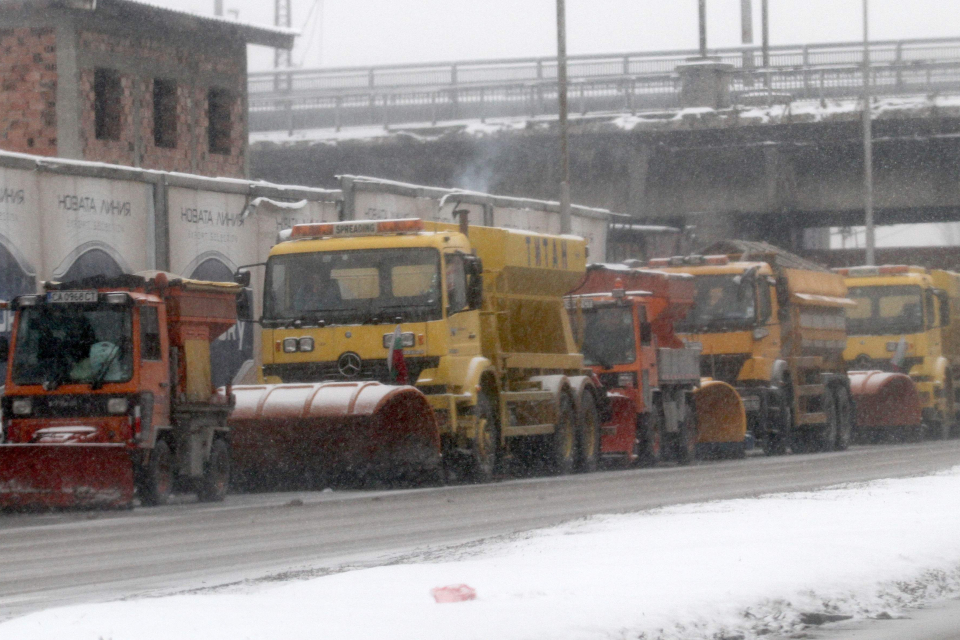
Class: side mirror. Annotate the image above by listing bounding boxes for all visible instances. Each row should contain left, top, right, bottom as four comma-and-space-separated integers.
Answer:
935, 289, 949, 327
236, 290, 254, 323
465, 255, 484, 310
234, 270, 252, 287
0, 336, 8, 362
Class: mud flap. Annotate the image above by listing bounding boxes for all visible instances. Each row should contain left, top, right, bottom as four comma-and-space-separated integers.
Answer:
0, 444, 135, 509
694, 380, 747, 458
848, 370, 922, 430
599, 392, 638, 458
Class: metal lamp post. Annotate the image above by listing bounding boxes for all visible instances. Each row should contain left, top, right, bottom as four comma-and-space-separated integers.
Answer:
557, 0, 571, 234
863, 0, 875, 265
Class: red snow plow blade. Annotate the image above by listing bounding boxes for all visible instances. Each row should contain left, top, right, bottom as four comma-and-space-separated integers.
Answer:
695, 380, 747, 458
848, 370, 922, 429
228, 381, 441, 488
0, 444, 134, 509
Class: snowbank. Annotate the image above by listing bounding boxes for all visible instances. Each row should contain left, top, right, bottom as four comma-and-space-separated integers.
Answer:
6, 467, 960, 640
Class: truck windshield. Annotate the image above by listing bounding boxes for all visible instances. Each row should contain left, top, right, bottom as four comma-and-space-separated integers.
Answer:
11, 304, 133, 386
846, 285, 924, 336
675, 274, 757, 333
580, 306, 636, 368
264, 248, 442, 325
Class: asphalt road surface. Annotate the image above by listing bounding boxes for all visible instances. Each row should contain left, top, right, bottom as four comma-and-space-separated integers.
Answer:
2, 441, 960, 623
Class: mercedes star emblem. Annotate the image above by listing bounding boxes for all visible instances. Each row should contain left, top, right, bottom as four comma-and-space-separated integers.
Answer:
338, 352, 362, 377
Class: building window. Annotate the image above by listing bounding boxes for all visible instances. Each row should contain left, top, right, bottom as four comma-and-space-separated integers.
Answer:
94, 68, 122, 141
153, 79, 177, 148
207, 88, 232, 155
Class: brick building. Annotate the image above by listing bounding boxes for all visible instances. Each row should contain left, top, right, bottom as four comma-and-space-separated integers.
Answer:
0, 0, 293, 178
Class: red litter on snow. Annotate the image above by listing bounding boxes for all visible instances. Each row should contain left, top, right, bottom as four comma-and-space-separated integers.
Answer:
430, 584, 477, 603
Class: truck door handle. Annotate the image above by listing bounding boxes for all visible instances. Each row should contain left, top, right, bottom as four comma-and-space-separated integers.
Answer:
159, 382, 169, 388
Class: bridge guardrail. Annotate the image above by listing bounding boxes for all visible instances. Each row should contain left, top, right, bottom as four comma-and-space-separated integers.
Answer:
248, 37, 960, 133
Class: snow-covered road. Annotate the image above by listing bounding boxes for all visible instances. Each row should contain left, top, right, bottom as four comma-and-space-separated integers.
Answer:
3, 449, 960, 639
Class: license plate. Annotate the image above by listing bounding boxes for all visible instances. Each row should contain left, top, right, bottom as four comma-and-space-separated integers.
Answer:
47, 290, 98, 304
741, 396, 761, 412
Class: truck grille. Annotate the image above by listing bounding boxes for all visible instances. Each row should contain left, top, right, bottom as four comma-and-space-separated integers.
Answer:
263, 357, 440, 385
699, 354, 749, 384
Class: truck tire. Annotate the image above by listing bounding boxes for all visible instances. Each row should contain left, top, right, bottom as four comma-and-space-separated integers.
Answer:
763, 388, 791, 456
140, 440, 173, 506
469, 391, 499, 483
673, 396, 697, 466
834, 386, 854, 451
577, 391, 601, 473
198, 438, 230, 502
550, 393, 577, 475
635, 411, 662, 467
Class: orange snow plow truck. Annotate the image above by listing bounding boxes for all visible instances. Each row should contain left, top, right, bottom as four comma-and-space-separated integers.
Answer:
0, 273, 243, 509
566, 264, 746, 464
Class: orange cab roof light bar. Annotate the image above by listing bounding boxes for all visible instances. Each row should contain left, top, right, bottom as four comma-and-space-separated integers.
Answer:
290, 218, 425, 240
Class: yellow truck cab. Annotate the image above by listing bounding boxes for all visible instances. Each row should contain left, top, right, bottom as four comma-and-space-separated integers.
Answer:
837, 264, 960, 439
254, 217, 602, 481
655, 240, 854, 455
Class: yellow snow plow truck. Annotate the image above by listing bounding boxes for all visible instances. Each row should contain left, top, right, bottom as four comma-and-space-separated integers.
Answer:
654, 240, 855, 455
229, 217, 604, 485
837, 265, 960, 440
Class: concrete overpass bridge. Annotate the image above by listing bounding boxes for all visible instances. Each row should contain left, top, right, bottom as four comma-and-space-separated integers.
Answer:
248, 37, 960, 262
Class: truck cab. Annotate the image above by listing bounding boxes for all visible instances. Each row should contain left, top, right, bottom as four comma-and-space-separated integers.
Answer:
838, 265, 958, 438
260, 218, 482, 390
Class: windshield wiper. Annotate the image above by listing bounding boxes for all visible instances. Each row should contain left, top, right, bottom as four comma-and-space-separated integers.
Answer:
91, 339, 125, 391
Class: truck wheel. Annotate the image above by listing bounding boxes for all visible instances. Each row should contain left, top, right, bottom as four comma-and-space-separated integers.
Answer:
674, 396, 697, 465
635, 411, 662, 467
577, 392, 601, 473
812, 390, 839, 453
469, 392, 499, 483
141, 440, 173, 507
198, 438, 230, 502
763, 388, 791, 456
550, 393, 577, 475
834, 387, 854, 451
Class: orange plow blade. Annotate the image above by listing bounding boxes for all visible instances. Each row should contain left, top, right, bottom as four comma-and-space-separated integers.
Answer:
228, 381, 441, 489
0, 444, 134, 509
694, 380, 747, 459
848, 370, 922, 430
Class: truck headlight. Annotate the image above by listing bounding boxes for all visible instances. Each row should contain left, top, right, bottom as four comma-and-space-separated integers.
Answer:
107, 397, 129, 414
383, 332, 415, 349
298, 337, 315, 352
11, 398, 31, 415
283, 337, 299, 353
